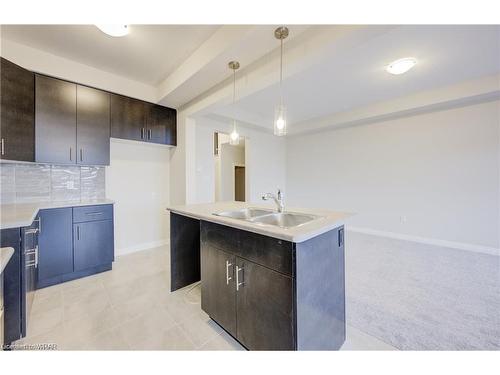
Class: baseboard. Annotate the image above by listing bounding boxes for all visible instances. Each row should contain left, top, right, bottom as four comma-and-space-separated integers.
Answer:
115, 239, 170, 257
346, 226, 500, 257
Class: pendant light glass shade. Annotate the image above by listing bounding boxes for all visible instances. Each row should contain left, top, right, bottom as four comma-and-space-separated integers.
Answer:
274, 104, 287, 136
229, 121, 240, 145
274, 26, 289, 137
228, 61, 240, 146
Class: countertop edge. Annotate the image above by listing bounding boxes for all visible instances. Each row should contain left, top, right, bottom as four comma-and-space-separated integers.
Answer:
0, 247, 15, 274
1, 200, 115, 230
168, 205, 349, 243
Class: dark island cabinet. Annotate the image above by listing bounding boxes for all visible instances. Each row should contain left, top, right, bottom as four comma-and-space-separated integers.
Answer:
110, 94, 146, 142
0, 57, 35, 162
201, 244, 237, 337
195, 219, 345, 351
235, 258, 295, 350
35, 75, 77, 164
76, 85, 110, 165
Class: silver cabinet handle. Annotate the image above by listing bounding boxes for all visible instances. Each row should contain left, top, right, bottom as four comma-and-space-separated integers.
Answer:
35, 245, 39, 268
77, 226, 80, 240
70, 147, 72, 161
148, 129, 152, 140
1, 138, 4, 155
235, 265, 244, 291
141, 128, 145, 139
35, 217, 41, 233
80, 148, 83, 162
225, 260, 232, 285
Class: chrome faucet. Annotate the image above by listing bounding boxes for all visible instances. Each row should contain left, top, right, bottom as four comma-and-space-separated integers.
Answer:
262, 189, 285, 213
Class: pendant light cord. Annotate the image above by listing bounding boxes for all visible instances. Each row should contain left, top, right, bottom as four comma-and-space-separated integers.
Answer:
232, 67, 236, 132
279, 37, 284, 106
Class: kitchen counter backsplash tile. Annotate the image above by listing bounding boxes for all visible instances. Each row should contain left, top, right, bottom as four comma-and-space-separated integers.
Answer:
51, 165, 81, 202
0, 163, 105, 204
81, 166, 106, 200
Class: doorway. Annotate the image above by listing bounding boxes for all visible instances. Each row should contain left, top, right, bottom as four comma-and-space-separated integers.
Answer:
234, 165, 245, 201
214, 132, 246, 202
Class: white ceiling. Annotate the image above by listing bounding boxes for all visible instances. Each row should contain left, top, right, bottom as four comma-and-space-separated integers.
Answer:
211, 25, 500, 130
1, 24, 220, 85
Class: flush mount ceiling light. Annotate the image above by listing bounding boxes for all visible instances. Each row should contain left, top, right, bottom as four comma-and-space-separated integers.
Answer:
386, 57, 417, 75
274, 26, 289, 136
228, 61, 240, 146
95, 25, 129, 37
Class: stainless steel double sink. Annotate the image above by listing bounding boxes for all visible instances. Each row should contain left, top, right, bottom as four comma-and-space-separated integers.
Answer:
213, 208, 322, 229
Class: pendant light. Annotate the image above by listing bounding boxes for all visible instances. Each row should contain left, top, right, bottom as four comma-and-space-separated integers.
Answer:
228, 61, 240, 146
274, 26, 289, 136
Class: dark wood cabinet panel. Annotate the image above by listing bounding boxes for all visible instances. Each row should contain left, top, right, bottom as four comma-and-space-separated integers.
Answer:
37, 208, 74, 284
235, 257, 295, 350
73, 219, 114, 272
201, 244, 237, 337
1, 228, 22, 345
170, 213, 200, 291
0, 57, 35, 162
76, 85, 110, 165
110, 94, 146, 142
35, 75, 77, 164
146, 104, 177, 145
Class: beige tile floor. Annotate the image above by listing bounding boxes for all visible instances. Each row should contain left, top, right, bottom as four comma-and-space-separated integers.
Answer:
15, 245, 396, 351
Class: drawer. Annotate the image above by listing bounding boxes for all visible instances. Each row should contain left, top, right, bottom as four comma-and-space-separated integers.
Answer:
73, 204, 113, 223
201, 221, 240, 254
238, 230, 294, 276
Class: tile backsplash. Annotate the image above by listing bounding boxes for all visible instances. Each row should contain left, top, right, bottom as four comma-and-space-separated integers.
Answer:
0, 163, 105, 204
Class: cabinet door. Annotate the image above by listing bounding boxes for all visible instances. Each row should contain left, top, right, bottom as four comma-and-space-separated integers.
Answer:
0, 58, 35, 162
201, 244, 237, 336
35, 75, 77, 164
37, 208, 74, 283
110, 94, 146, 142
1, 228, 22, 345
236, 258, 295, 350
73, 220, 114, 272
146, 104, 176, 145
76, 85, 110, 165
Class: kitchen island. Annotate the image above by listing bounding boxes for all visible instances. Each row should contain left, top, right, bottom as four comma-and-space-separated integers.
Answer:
167, 201, 352, 351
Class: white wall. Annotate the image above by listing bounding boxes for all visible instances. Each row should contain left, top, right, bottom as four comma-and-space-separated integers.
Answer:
286, 100, 500, 250
193, 117, 286, 204
106, 139, 171, 256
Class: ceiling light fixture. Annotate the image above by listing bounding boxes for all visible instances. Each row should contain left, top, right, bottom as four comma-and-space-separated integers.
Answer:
228, 61, 240, 146
386, 57, 417, 75
274, 26, 289, 136
95, 25, 129, 37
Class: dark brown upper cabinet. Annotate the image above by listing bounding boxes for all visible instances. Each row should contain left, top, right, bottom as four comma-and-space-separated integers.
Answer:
0, 57, 35, 162
35, 75, 111, 165
110, 94, 146, 142
35, 75, 77, 164
76, 86, 110, 165
145, 104, 177, 146
111, 94, 177, 146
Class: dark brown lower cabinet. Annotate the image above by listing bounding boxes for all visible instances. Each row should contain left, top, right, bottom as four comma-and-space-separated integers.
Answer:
201, 244, 236, 337
235, 258, 295, 350
196, 219, 346, 351
200, 227, 295, 350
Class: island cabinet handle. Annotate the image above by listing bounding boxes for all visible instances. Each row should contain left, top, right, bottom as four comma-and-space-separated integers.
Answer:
225, 260, 232, 285
235, 265, 244, 291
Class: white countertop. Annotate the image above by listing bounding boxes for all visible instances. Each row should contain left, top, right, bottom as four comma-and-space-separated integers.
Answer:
167, 201, 353, 243
0, 199, 114, 230
0, 247, 14, 274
